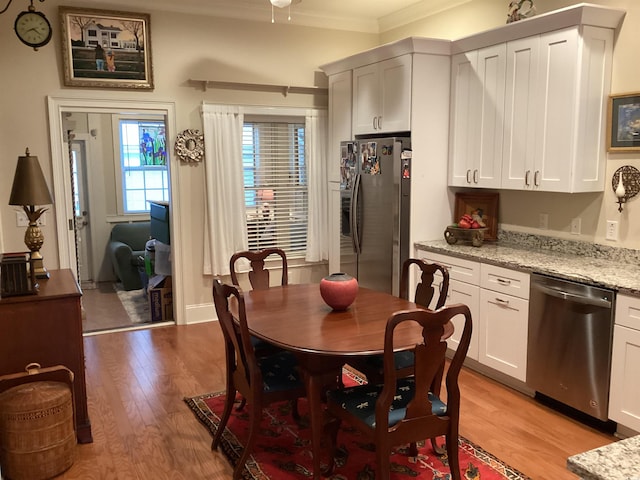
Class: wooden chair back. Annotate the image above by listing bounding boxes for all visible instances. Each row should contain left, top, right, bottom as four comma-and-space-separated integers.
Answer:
400, 258, 449, 309
379, 304, 471, 435
229, 248, 288, 290
212, 279, 256, 396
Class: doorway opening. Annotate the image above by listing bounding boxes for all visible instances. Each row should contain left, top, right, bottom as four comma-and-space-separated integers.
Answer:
48, 97, 182, 334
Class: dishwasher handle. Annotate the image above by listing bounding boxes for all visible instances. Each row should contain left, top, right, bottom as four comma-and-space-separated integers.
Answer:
531, 282, 612, 309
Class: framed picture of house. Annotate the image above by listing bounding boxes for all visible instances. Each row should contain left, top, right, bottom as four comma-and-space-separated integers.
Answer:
454, 192, 499, 241
607, 92, 640, 152
59, 6, 153, 90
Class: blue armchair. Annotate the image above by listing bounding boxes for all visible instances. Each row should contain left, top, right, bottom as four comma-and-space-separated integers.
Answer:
108, 222, 151, 291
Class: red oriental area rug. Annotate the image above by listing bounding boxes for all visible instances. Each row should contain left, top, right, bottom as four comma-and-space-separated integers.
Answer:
184, 368, 530, 480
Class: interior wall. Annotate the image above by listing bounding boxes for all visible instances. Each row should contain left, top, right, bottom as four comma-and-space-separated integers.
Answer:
0, 0, 378, 318
382, 0, 640, 249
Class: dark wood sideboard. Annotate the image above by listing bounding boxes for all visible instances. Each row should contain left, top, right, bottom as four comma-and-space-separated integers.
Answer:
0, 268, 92, 443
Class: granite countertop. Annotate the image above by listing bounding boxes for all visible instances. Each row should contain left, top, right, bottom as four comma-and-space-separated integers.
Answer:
415, 231, 640, 297
567, 435, 640, 480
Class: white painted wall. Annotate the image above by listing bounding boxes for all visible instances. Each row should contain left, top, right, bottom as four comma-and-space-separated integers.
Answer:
0, 0, 377, 323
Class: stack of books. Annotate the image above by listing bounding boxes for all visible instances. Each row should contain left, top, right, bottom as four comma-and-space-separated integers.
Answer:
0, 252, 33, 297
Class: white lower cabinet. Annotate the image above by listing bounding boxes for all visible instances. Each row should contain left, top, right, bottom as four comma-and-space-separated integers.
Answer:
416, 251, 480, 361
478, 284, 529, 381
609, 294, 640, 432
417, 250, 529, 382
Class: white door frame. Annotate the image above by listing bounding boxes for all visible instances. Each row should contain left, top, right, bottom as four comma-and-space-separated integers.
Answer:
47, 96, 185, 325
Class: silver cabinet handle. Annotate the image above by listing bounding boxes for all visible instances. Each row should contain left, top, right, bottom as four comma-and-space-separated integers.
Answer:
534, 170, 540, 186
525, 170, 531, 186
377, 116, 382, 130
473, 169, 478, 184
466, 169, 472, 183
495, 297, 510, 306
497, 278, 512, 286
373, 117, 377, 130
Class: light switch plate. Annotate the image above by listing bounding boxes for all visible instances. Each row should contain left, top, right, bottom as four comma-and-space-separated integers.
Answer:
539, 213, 549, 230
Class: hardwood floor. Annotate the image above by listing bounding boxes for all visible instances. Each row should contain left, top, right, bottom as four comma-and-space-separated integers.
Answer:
52, 323, 615, 479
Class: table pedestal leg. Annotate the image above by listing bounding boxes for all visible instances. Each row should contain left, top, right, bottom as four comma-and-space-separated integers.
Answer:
298, 357, 344, 480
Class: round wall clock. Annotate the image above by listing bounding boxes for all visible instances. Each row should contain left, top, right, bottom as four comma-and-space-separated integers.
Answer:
175, 129, 205, 163
14, 7, 52, 50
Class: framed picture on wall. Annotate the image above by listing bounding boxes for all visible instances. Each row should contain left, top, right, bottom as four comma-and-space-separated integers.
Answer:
59, 6, 154, 90
454, 192, 499, 241
607, 92, 640, 152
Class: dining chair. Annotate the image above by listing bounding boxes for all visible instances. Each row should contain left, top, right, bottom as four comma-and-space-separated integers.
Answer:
229, 247, 288, 291
211, 279, 306, 480
324, 303, 472, 480
352, 258, 450, 381
229, 248, 297, 413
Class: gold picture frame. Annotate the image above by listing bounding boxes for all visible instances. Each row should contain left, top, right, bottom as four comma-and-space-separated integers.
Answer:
454, 192, 499, 241
59, 6, 153, 90
607, 92, 640, 153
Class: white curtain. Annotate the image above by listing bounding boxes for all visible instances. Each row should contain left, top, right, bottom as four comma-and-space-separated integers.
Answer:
305, 109, 328, 262
202, 104, 247, 276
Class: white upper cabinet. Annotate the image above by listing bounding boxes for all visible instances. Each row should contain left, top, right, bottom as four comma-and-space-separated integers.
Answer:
449, 45, 505, 188
352, 55, 412, 135
327, 70, 352, 183
450, 4, 622, 193
501, 36, 539, 190
504, 26, 613, 192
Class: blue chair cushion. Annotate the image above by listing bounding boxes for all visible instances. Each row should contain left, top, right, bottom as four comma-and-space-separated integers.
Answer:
326, 377, 446, 428
258, 351, 302, 393
365, 351, 415, 371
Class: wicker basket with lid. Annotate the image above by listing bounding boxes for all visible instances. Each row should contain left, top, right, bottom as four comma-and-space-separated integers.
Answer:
0, 364, 76, 480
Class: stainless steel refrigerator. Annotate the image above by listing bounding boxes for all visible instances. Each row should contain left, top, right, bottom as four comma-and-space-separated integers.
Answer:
339, 136, 411, 296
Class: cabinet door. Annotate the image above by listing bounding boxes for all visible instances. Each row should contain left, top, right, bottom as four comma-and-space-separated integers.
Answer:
479, 288, 528, 381
534, 28, 578, 192
448, 51, 479, 187
378, 55, 412, 134
609, 325, 640, 432
328, 71, 352, 183
447, 279, 480, 361
352, 63, 380, 135
475, 44, 506, 188
502, 36, 539, 190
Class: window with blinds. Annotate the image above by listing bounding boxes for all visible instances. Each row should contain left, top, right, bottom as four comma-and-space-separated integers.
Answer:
242, 120, 307, 256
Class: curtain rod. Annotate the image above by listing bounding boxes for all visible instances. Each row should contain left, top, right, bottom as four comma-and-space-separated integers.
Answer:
188, 79, 328, 97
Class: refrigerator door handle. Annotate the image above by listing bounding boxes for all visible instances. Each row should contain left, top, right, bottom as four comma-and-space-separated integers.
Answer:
351, 173, 362, 254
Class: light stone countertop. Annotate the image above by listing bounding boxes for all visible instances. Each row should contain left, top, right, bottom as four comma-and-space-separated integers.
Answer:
415, 237, 640, 297
567, 435, 640, 480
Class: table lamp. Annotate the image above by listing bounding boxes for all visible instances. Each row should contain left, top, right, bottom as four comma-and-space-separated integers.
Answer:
9, 148, 54, 279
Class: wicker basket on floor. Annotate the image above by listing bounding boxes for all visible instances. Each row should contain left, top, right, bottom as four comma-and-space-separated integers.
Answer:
0, 365, 76, 480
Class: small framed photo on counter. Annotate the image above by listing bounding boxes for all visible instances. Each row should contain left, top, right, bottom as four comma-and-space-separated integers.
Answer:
454, 192, 499, 241
607, 92, 640, 152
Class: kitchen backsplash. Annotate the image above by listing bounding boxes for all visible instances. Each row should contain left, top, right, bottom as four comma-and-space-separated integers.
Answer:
498, 229, 640, 263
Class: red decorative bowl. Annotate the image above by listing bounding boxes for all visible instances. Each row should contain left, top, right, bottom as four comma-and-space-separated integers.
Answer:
320, 273, 358, 311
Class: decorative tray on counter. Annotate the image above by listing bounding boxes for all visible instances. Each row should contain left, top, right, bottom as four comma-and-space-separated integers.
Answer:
444, 226, 488, 247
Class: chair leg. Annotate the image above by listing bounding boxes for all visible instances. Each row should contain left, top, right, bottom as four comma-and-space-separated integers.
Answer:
376, 445, 391, 480
430, 436, 445, 455
235, 396, 246, 412
212, 388, 236, 450
321, 416, 341, 477
291, 398, 300, 421
446, 433, 461, 480
233, 399, 262, 480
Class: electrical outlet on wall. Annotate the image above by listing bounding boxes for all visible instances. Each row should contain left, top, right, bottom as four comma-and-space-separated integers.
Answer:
606, 220, 619, 241
539, 213, 549, 230
571, 217, 581, 235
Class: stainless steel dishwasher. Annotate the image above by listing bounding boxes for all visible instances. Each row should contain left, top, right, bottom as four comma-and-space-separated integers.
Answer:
527, 273, 615, 421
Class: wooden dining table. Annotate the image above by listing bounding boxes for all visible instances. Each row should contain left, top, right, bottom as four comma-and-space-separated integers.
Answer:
232, 283, 452, 479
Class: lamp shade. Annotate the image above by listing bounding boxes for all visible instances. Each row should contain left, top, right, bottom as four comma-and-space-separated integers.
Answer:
9, 148, 54, 206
